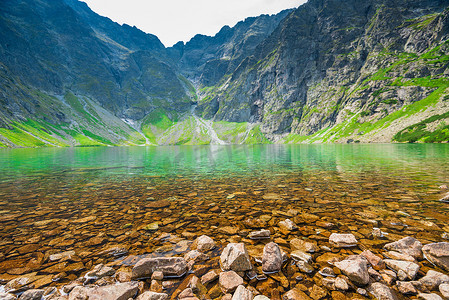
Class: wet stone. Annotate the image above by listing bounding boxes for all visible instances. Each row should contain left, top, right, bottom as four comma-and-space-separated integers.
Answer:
291, 251, 312, 264
135, 291, 168, 300
319, 267, 335, 278
192, 235, 215, 252
296, 261, 314, 274
262, 242, 282, 273
85, 264, 115, 279
418, 293, 444, 300
422, 242, 449, 272
384, 259, 420, 280
334, 256, 369, 286
397, 281, 418, 295
329, 233, 357, 248
221, 243, 252, 272
368, 282, 398, 300
248, 230, 270, 240
219, 271, 243, 294
360, 250, 385, 270
131, 257, 187, 279
201, 270, 218, 285
419, 270, 449, 291
231, 285, 253, 300
439, 283, 449, 299
18, 289, 44, 300
384, 236, 423, 260
290, 239, 317, 253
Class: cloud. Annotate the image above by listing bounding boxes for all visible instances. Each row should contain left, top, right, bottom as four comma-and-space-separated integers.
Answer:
81, 0, 307, 46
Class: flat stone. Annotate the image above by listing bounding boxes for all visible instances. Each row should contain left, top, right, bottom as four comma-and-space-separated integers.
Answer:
334, 256, 369, 286
290, 238, 317, 253
86, 264, 115, 279
152, 271, 164, 281
419, 270, 449, 291
397, 281, 417, 295
279, 219, 297, 232
368, 282, 398, 300
384, 237, 423, 260
310, 284, 327, 300
18, 289, 44, 300
88, 282, 139, 300
439, 283, 449, 299
49, 251, 76, 262
418, 293, 443, 300
329, 233, 357, 248
220, 243, 252, 272
219, 271, 243, 294
178, 288, 194, 299
296, 261, 314, 274
248, 230, 270, 239
291, 251, 312, 264
231, 285, 253, 300
132, 257, 187, 279
282, 288, 312, 300
0, 292, 16, 300
384, 259, 420, 280
422, 242, 449, 272
385, 251, 415, 262
192, 235, 215, 252
262, 242, 282, 273
360, 250, 385, 270
335, 277, 349, 291
254, 296, 270, 300
136, 291, 169, 300
184, 250, 209, 263
201, 270, 218, 285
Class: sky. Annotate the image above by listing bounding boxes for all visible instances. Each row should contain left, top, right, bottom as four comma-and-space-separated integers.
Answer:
81, 0, 307, 47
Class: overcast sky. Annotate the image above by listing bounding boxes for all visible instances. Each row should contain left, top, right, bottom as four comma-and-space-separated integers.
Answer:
81, 0, 307, 47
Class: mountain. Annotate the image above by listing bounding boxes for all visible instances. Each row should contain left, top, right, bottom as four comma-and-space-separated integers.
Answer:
0, 0, 448, 147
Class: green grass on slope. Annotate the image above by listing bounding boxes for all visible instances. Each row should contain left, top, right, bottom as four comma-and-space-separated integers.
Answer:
393, 111, 449, 143
244, 125, 271, 144
141, 109, 175, 144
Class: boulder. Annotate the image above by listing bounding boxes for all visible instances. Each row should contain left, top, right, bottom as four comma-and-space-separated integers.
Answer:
132, 257, 187, 279
368, 282, 398, 300
334, 256, 369, 286
192, 235, 215, 252
384, 259, 420, 280
419, 270, 449, 290
231, 285, 253, 300
219, 271, 244, 294
422, 243, 449, 272
220, 243, 252, 272
248, 230, 270, 239
329, 233, 357, 248
136, 291, 169, 300
262, 242, 282, 273
417, 293, 443, 300
18, 289, 44, 300
88, 282, 139, 300
397, 281, 417, 295
384, 237, 423, 260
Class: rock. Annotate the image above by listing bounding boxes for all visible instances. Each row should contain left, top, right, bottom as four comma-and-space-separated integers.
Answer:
372, 228, 385, 239
49, 251, 76, 262
248, 230, 270, 239
18, 289, 44, 300
115, 271, 131, 282
282, 288, 312, 300
319, 267, 335, 277
360, 250, 385, 270
279, 219, 297, 232
132, 257, 187, 279
88, 282, 139, 300
178, 288, 194, 299
136, 291, 168, 300
152, 271, 164, 281
0, 293, 16, 300
441, 193, 449, 203
262, 242, 282, 273
439, 283, 449, 299
368, 282, 398, 300
86, 264, 115, 279
68, 286, 90, 300
253, 296, 270, 300
335, 278, 349, 291
322, 277, 336, 290
296, 261, 314, 274
184, 250, 209, 263
310, 284, 327, 299
201, 270, 218, 285
357, 288, 369, 297
220, 243, 252, 272
329, 233, 357, 248
384, 259, 420, 280
291, 251, 312, 264
334, 256, 369, 286
385, 251, 415, 262
219, 271, 244, 294
223, 295, 233, 300
192, 235, 215, 252
418, 293, 443, 300
231, 285, 253, 300
290, 239, 317, 253
384, 237, 423, 260
419, 270, 449, 290
397, 281, 417, 295
422, 243, 449, 272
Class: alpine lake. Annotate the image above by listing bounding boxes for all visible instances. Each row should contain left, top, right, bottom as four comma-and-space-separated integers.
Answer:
0, 144, 448, 299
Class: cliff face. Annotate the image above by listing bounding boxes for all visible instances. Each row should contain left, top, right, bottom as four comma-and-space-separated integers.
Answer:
1, 0, 449, 147
196, 0, 449, 143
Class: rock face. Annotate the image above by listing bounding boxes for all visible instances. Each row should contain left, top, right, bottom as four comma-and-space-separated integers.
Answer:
384, 237, 423, 260
329, 233, 358, 248
262, 242, 283, 273
131, 257, 187, 279
220, 243, 253, 272
422, 243, 449, 272
334, 256, 369, 286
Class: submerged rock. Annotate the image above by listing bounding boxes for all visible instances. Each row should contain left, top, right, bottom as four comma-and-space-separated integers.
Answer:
422, 242, 449, 272
262, 242, 282, 273
384, 237, 423, 260
334, 256, 369, 286
85, 264, 115, 279
192, 235, 215, 252
248, 230, 270, 239
220, 243, 252, 272
329, 233, 357, 248
131, 257, 187, 279
290, 238, 317, 253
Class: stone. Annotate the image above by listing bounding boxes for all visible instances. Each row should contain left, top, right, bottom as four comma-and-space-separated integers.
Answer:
201, 270, 218, 285
397, 281, 417, 295
0, 293, 17, 300
220, 243, 252, 272
360, 250, 385, 270
262, 242, 282, 273
18, 289, 44, 300
368, 282, 398, 300
253, 296, 270, 300
279, 219, 297, 232
290, 239, 317, 253
223, 295, 233, 300
135, 291, 168, 300
439, 283, 449, 299
419, 270, 449, 291
329, 233, 357, 248
335, 278, 349, 291
282, 288, 312, 300
418, 294, 443, 300
192, 235, 215, 252
291, 251, 312, 264
88, 282, 139, 300
321, 277, 336, 290
68, 286, 90, 300
318, 267, 335, 277
334, 256, 369, 286
385, 251, 415, 262
49, 251, 76, 262
384, 237, 423, 260
296, 261, 314, 274
85, 264, 115, 279
132, 257, 187, 279
248, 230, 270, 239
184, 250, 209, 263
231, 285, 253, 300
441, 193, 449, 203
384, 259, 420, 280
219, 271, 244, 294
115, 271, 131, 282
422, 243, 449, 272
310, 284, 327, 300
178, 288, 194, 299
152, 271, 164, 281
